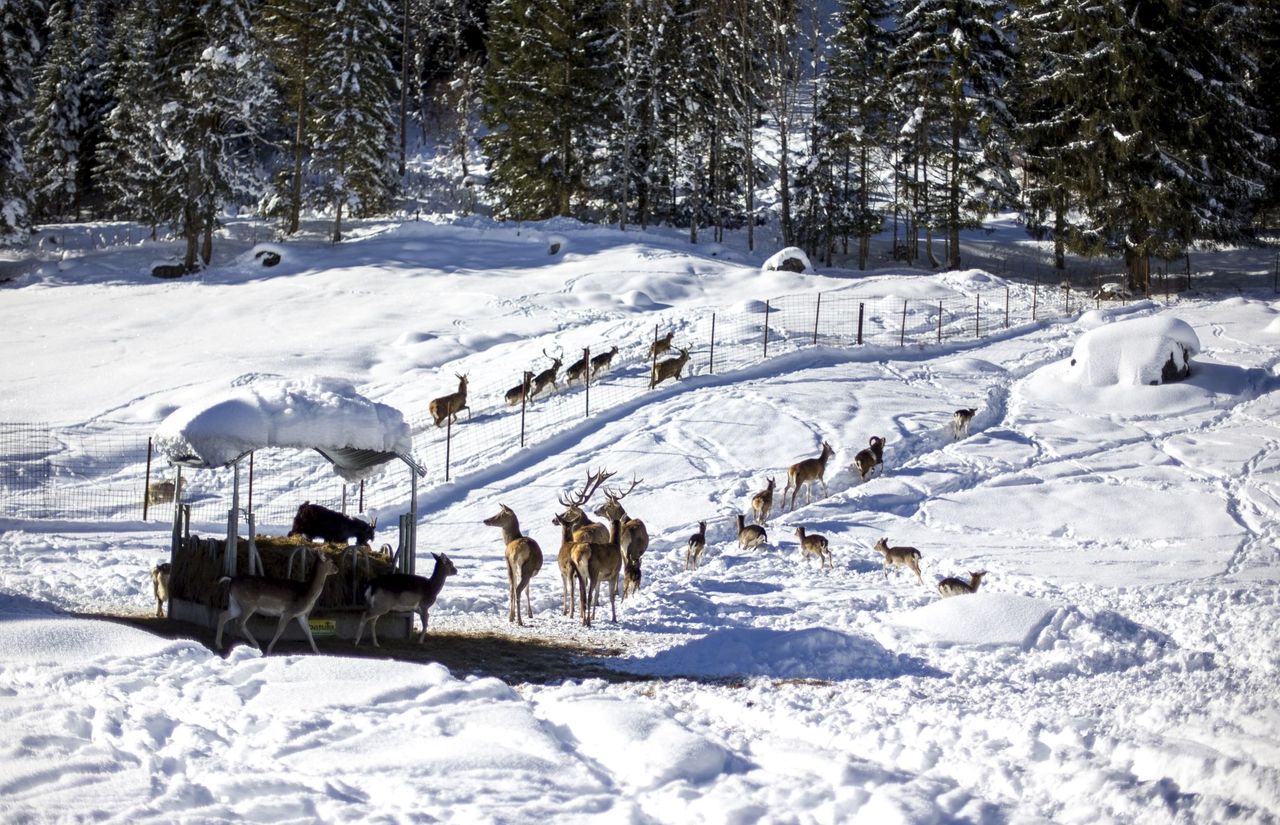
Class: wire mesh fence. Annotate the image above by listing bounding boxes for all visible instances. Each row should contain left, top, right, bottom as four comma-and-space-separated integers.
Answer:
0, 273, 1164, 526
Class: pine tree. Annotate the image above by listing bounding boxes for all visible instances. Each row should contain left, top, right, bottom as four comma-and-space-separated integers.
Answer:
27, 0, 89, 220
0, 0, 42, 243
311, 0, 399, 242
482, 0, 613, 220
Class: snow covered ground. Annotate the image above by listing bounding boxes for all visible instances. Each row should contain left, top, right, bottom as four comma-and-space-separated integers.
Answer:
1, 216, 1279, 823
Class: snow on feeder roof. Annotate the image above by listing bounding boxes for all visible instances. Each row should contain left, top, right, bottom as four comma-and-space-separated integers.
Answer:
154, 376, 413, 481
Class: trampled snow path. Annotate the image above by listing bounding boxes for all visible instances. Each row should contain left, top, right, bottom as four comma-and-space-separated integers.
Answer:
2, 220, 1279, 823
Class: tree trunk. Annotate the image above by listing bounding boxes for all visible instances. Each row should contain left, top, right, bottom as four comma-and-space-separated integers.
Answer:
1053, 197, 1066, 270
1125, 245, 1150, 293
947, 120, 961, 270
332, 198, 343, 243
288, 86, 307, 236
201, 206, 214, 265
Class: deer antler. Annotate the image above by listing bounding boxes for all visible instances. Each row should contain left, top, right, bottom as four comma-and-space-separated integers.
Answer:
558, 468, 615, 508
604, 475, 643, 502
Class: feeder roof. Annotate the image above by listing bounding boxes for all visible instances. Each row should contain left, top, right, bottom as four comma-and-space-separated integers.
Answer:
154, 376, 414, 481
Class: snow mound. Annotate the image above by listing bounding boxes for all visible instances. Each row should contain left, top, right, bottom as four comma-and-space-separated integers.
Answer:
0, 616, 198, 662
889, 593, 1058, 648
939, 269, 1003, 289
1265, 316, 1280, 335
620, 626, 908, 680
536, 692, 728, 789
1066, 315, 1200, 386
621, 289, 666, 309
762, 246, 811, 273
1027, 605, 1185, 676
154, 375, 412, 480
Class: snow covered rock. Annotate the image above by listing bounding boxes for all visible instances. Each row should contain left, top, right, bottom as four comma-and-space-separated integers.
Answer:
761, 246, 811, 273
1067, 315, 1200, 386
888, 593, 1058, 649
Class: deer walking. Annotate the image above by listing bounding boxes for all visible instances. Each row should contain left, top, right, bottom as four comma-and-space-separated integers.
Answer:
429, 374, 470, 427
354, 553, 458, 646
530, 350, 563, 400
795, 527, 832, 569
151, 562, 171, 618
589, 346, 619, 379
648, 331, 675, 360
505, 373, 532, 406
951, 408, 978, 439
750, 477, 776, 525
593, 475, 648, 599
215, 554, 338, 654
736, 513, 767, 551
564, 350, 589, 385
484, 504, 543, 625
572, 518, 623, 627
783, 441, 835, 511
853, 436, 885, 482
872, 537, 923, 585
685, 521, 707, 570
649, 347, 691, 389
938, 570, 987, 597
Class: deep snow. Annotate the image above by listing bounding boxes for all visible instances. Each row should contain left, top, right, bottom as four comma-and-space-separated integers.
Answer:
1, 215, 1279, 823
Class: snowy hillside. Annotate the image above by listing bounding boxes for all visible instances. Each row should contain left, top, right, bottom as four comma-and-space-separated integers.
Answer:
1, 216, 1279, 823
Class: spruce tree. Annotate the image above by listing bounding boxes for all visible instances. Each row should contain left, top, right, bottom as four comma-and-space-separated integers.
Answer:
0, 0, 42, 243
27, 0, 88, 220
311, 0, 399, 242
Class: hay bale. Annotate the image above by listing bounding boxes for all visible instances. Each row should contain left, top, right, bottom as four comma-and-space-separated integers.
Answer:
170, 534, 395, 610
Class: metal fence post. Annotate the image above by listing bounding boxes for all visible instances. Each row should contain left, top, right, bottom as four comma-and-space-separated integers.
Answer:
975, 294, 981, 338
142, 437, 153, 520
445, 414, 453, 482
248, 451, 254, 514
937, 300, 943, 343
1005, 287, 1010, 328
856, 302, 865, 346
520, 370, 531, 448
1032, 281, 1038, 320
583, 347, 590, 418
812, 293, 821, 346
763, 300, 771, 359
709, 313, 716, 374
900, 300, 908, 347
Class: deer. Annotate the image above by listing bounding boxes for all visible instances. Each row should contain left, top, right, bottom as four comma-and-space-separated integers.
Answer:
147, 478, 185, 506
685, 521, 707, 571
483, 504, 543, 625
951, 408, 978, 440
782, 441, 835, 511
215, 554, 337, 654
151, 562, 171, 618
564, 350, 589, 386
552, 468, 614, 544
736, 513, 767, 551
648, 330, 675, 360
589, 346, 619, 380
572, 517, 623, 627
795, 527, 832, 569
429, 373, 470, 427
556, 513, 580, 617
592, 475, 649, 599
938, 570, 987, 597
750, 477, 776, 525
853, 436, 885, 482
505, 372, 533, 406
354, 553, 458, 646
529, 349, 563, 400
649, 347, 691, 389
872, 537, 923, 585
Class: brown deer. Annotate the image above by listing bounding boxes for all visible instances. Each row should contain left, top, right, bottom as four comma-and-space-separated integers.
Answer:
564, 349, 590, 385
872, 537, 923, 585
483, 504, 543, 625
215, 554, 338, 654
556, 514, 580, 617
552, 468, 614, 544
736, 513, 767, 550
505, 372, 533, 406
529, 349, 563, 400
429, 374, 470, 427
151, 562, 171, 618
782, 441, 835, 511
951, 408, 978, 439
853, 436, 885, 482
593, 475, 649, 599
649, 347, 691, 389
354, 553, 457, 646
589, 346, 619, 379
147, 478, 185, 505
572, 517, 623, 627
648, 330, 675, 359
751, 477, 776, 525
685, 521, 707, 570
938, 570, 987, 597
795, 527, 832, 569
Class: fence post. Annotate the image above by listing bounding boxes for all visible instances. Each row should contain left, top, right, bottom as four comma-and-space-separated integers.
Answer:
143, 437, 154, 520
812, 293, 821, 346
763, 300, 771, 359
1032, 281, 1038, 320
582, 347, 590, 418
1065, 285, 1071, 314
359, 478, 364, 513
975, 294, 980, 338
520, 370, 531, 448
900, 300, 908, 347
937, 300, 943, 344
1004, 287, 1010, 328
652, 324, 660, 383
445, 414, 453, 482
856, 302, 865, 346
248, 451, 254, 515
342, 484, 347, 513
709, 313, 716, 374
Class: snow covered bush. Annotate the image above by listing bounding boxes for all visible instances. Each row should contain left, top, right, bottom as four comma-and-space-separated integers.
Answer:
761, 246, 811, 273
1067, 316, 1200, 386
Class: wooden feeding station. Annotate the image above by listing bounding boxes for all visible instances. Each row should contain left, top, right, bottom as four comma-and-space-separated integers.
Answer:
152, 377, 427, 645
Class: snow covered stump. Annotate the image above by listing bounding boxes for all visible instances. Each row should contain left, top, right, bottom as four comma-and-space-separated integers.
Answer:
761, 246, 812, 274
1067, 316, 1200, 386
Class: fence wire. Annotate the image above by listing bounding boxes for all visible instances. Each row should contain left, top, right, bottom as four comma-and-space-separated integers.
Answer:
2, 267, 1224, 527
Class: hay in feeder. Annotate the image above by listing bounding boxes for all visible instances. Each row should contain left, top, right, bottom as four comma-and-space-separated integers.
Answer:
170, 533, 395, 610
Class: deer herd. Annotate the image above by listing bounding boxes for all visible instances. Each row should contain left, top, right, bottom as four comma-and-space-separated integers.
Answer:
180, 341, 990, 653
